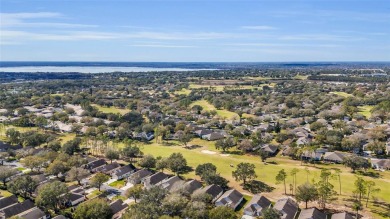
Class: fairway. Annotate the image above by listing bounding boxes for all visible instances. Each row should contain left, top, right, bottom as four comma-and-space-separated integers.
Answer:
190, 100, 239, 120
92, 104, 130, 115
358, 105, 374, 118
329, 91, 353, 97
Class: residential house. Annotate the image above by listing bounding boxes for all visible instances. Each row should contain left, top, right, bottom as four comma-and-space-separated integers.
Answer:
112, 164, 137, 180
180, 179, 202, 195
67, 193, 85, 206
261, 144, 279, 156
331, 212, 354, 219
301, 150, 322, 162
215, 189, 243, 210
133, 132, 154, 141
160, 176, 185, 192
110, 199, 129, 219
96, 162, 121, 175
197, 184, 223, 202
243, 195, 272, 218
195, 129, 213, 138
273, 198, 299, 219
323, 151, 348, 163
0, 199, 35, 219
0, 142, 23, 152
18, 207, 47, 219
85, 159, 107, 172
128, 169, 152, 184
202, 132, 225, 141
371, 159, 390, 171
143, 172, 168, 189
31, 174, 49, 185
298, 208, 327, 219
0, 195, 18, 210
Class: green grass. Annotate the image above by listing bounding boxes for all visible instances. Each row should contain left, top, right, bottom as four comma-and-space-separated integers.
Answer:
329, 91, 353, 98
86, 190, 102, 199
190, 100, 239, 120
358, 105, 374, 118
0, 189, 13, 197
293, 75, 308, 80
17, 167, 26, 171
189, 84, 267, 91
109, 179, 126, 189
174, 88, 192, 96
91, 104, 129, 115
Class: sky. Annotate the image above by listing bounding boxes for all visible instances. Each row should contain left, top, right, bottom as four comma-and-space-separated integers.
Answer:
1, 0, 389, 62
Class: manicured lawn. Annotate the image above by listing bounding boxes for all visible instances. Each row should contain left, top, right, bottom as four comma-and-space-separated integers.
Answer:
190, 100, 239, 120
329, 91, 353, 97
174, 88, 192, 96
86, 190, 102, 199
293, 75, 308, 80
91, 104, 129, 115
358, 105, 374, 118
59, 133, 76, 144
109, 179, 126, 189
0, 189, 13, 197
16, 167, 26, 171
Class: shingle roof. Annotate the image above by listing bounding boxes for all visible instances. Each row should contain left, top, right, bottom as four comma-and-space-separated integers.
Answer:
0, 195, 18, 210
274, 198, 298, 219
109, 199, 128, 215
244, 195, 272, 216
96, 162, 120, 173
199, 184, 223, 200
1, 200, 35, 218
182, 179, 202, 194
216, 189, 243, 209
19, 207, 46, 219
113, 164, 136, 176
331, 212, 354, 219
144, 172, 168, 186
298, 208, 327, 219
86, 159, 106, 170
323, 151, 347, 162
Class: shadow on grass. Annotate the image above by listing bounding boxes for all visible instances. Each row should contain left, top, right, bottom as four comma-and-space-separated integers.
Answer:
372, 201, 390, 218
356, 170, 380, 179
161, 142, 179, 147
222, 150, 244, 155
243, 180, 275, 194
185, 145, 202, 150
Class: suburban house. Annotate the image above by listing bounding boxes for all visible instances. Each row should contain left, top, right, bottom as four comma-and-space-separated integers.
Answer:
202, 132, 225, 141
298, 208, 327, 219
133, 132, 154, 141
371, 159, 390, 171
261, 144, 279, 156
215, 189, 244, 210
331, 212, 354, 219
180, 179, 203, 194
160, 176, 185, 192
96, 162, 121, 175
197, 184, 223, 202
109, 199, 128, 219
195, 129, 212, 137
67, 193, 85, 206
0, 195, 18, 210
323, 151, 348, 163
243, 195, 272, 218
128, 169, 152, 184
273, 198, 299, 219
143, 172, 168, 189
85, 159, 107, 172
31, 174, 49, 185
111, 164, 137, 180
18, 207, 47, 219
0, 199, 35, 219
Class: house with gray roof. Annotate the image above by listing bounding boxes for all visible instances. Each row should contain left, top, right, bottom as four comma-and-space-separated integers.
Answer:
112, 164, 137, 180
331, 212, 354, 219
18, 207, 46, 219
323, 151, 348, 163
274, 198, 299, 219
298, 207, 327, 219
197, 184, 223, 202
128, 169, 152, 184
143, 172, 168, 189
243, 195, 272, 218
215, 189, 244, 210
160, 176, 185, 192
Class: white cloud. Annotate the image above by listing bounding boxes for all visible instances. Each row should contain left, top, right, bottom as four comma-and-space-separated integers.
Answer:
129, 44, 196, 48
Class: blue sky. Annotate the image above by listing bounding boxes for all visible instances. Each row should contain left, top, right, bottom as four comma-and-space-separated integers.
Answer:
1, 0, 389, 61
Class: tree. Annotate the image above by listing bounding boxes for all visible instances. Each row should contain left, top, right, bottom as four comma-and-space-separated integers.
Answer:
295, 183, 319, 209
167, 153, 188, 176
45, 160, 68, 178
90, 173, 109, 191
343, 155, 370, 173
8, 175, 38, 198
36, 181, 68, 212
162, 193, 188, 217
238, 139, 254, 152
365, 181, 380, 207
209, 206, 237, 219
155, 157, 168, 173
139, 154, 157, 169
0, 166, 17, 187
21, 155, 46, 173
333, 168, 342, 195
290, 168, 299, 195
48, 141, 62, 152
121, 143, 143, 162
62, 138, 81, 155
6, 128, 20, 145
126, 184, 143, 203
66, 167, 90, 185
105, 149, 119, 163
195, 163, 217, 178
263, 207, 281, 219
176, 131, 193, 147
352, 201, 363, 219
232, 162, 257, 185
354, 177, 366, 203
276, 169, 287, 195
316, 176, 336, 209
183, 201, 209, 219
73, 198, 113, 219
259, 149, 269, 163
215, 137, 235, 152
202, 172, 229, 190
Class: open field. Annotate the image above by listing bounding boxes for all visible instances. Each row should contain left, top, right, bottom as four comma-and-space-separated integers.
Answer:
189, 100, 239, 120
329, 91, 353, 98
189, 83, 271, 91
293, 75, 308, 80
358, 105, 374, 119
92, 104, 130, 115
174, 88, 192, 96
